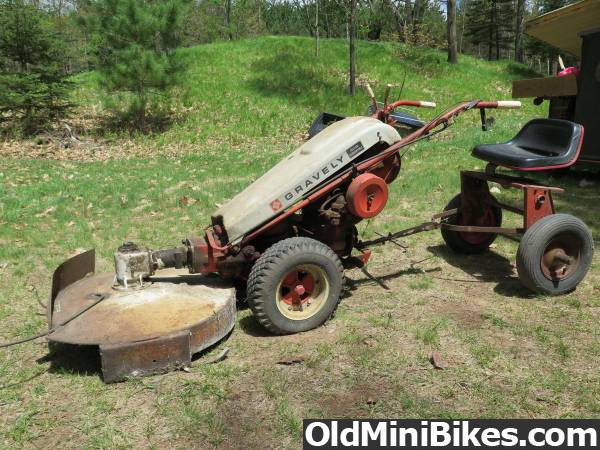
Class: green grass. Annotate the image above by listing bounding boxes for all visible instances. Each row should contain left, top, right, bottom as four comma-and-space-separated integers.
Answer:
1, 36, 599, 448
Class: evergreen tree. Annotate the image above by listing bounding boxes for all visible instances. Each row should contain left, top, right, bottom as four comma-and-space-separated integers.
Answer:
465, 0, 514, 60
0, 0, 73, 135
86, 0, 189, 131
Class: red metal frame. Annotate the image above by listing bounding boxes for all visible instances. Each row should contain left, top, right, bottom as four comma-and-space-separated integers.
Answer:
458, 168, 561, 232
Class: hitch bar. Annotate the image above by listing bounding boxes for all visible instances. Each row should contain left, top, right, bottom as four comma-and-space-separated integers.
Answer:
356, 208, 522, 250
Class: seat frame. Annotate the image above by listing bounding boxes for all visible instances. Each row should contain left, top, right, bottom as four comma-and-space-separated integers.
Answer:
445, 164, 562, 237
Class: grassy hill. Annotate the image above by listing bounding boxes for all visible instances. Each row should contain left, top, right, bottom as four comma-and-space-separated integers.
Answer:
74, 35, 542, 151
1, 37, 598, 448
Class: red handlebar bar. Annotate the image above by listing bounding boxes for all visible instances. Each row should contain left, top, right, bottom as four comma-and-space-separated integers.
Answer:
385, 100, 437, 112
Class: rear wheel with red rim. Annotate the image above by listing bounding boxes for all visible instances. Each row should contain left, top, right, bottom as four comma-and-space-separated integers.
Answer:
441, 193, 502, 254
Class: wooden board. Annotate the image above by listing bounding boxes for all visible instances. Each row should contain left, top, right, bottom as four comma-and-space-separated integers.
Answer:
512, 74, 578, 99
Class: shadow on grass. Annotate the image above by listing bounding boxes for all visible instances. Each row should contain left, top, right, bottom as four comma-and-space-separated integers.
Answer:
96, 112, 177, 136
344, 266, 442, 295
505, 62, 542, 79
40, 343, 103, 379
247, 49, 337, 104
238, 314, 272, 337
427, 244, 533, 298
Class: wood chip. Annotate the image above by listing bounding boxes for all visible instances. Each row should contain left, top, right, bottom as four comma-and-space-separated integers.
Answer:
430, 351, 448, 370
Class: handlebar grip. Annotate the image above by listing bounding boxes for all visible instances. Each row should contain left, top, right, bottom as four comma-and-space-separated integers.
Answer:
383, 84, 392, 104
496, 100, 521, 109
365, 84, 375, 99
419, 101, 437, 108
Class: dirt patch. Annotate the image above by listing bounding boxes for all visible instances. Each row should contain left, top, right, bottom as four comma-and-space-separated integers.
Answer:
434, 298, 487, 330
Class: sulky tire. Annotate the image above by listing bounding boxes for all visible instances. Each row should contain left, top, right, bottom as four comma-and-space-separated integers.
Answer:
247, 237, 344, 334
516, 214, 593, 295
441, 193, 502, 254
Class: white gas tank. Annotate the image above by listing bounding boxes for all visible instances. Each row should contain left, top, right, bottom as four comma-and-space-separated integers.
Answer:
214, 116, 401, 243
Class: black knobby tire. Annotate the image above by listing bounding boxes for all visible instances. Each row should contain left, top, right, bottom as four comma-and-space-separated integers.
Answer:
517, 214, 593, 295
441, 193, 502, 254
247, 237, 344, 334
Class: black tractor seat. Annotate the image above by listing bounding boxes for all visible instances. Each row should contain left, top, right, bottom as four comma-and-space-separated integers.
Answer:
472, 119, 584, 171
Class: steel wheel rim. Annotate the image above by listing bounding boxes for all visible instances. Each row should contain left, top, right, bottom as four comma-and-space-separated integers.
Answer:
276, 264, 329, 320
540, 232, 581, 280
460, 205, 497, 245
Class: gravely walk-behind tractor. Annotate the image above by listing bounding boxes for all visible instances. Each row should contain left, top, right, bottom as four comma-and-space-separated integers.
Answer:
10, 86, 593, 382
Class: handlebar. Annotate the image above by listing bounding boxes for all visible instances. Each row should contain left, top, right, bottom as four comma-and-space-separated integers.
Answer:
476, 100, 521, 109
385, 100, 437, 111
365, 83, 436, 113
365, 83, 521, 133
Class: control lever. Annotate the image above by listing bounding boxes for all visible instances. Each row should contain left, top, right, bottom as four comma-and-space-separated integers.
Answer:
383, 84, 392, 109
365, 84, 377, 111
480, 109, 495, 131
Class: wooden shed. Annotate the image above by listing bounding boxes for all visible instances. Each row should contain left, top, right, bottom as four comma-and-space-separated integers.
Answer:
512, 0, 600, 165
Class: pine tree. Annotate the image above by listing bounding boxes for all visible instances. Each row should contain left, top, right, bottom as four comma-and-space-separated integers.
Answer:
87, 0, 189, 131
0, 0, 73, 135
465, 0, 514, 60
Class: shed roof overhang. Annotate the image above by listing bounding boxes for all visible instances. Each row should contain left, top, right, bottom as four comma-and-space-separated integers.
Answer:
526, 0, 600, 58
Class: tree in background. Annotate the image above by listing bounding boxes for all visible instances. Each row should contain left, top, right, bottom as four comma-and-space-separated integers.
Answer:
349, 0, 356, 95
514, 0, 525, 63
0, 0, 73, 135
446, 0, 457, 63
465, 0, 514, 60
86, 0, 189, 131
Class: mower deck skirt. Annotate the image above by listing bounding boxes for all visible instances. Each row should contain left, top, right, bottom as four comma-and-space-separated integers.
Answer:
49, 260, 235, 383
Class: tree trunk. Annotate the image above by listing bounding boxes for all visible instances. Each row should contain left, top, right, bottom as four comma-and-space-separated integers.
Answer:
349, 0, 356, 95
493, 1, 499, 60
315, 0, 319, 57
447, 0, 458, 64
514, 0, 525, 63
225, 0, 233, 40
459, 0, 468, 53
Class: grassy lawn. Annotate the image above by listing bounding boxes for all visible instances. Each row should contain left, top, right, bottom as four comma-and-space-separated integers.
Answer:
1, 36, 599, 448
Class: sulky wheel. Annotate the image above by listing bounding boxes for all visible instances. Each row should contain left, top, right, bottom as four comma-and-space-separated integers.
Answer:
441, 193, 502, 254
517, 214, 593, 295
247, 237, 343, 334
